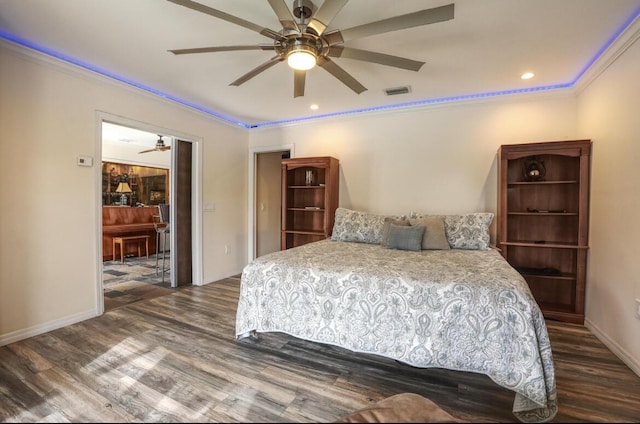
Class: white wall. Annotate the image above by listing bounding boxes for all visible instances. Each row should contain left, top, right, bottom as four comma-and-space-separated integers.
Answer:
0, 41, 249, 343
577, 36, 640, 374
250, 95, 579, 242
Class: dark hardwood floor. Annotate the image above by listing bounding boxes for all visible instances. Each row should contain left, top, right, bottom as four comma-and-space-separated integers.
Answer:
1, 276, 639, 423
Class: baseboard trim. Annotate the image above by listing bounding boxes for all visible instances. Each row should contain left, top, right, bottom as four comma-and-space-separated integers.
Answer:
585, 318, 640, 377
0, 309, 97, 346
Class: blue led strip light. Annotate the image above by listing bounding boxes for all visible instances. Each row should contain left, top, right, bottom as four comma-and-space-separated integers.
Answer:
254, 4, 640, 129
2, 1, 640, 130
253, 83, 572, 128
571, 3, 640, 84
0, 29, 251, 129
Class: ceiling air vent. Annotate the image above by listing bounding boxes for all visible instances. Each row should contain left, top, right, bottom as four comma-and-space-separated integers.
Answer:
384, 86, 411, 96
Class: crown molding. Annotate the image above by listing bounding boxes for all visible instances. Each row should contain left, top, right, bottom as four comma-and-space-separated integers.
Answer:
574, 11, 640, 94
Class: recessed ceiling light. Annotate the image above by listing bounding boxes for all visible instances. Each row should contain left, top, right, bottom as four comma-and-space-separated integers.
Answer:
521, 72, 535, 80
310, 104, 319, 110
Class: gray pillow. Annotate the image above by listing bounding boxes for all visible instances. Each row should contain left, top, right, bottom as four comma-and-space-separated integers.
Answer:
409, 217, 450, 250
385, 224, 425, 251
380, 217, 410, 246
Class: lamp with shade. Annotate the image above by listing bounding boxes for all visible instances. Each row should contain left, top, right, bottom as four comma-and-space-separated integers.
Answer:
115, 181, 132, 206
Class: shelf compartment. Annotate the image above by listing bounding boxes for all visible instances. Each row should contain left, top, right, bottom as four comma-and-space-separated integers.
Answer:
506, 245, 577, 275
288, 207, 325, 212
517, 270, 576, 280
502, 241, 587, 249
283, 229, 325, 235
523, 275, 576, 313
285, 167, 327, 187
508, 180, 577, 186
507, 212, 577, 216
507, 154, 580, 182
506, 214, 579, 244
285, 186, 325, 209
507, 183, 579, 213
282, 232, 325, 249
284, 209, 325, 233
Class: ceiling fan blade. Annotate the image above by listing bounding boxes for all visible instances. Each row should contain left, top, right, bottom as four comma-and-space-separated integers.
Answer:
138, 148, 158, 154
327, 3, 454, 44
230, 56, 284, 86
139, 146, 171, 154
307, 0, 348, 36
327, 46, 424, 72
267, 0, 300, 33
317, 56, 366, 94
166, 0, 282, 40
294, 70, 306, 98
169, 45, 275, 55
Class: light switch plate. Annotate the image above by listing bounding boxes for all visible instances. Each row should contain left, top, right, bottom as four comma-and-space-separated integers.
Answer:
77, 156, 93, 167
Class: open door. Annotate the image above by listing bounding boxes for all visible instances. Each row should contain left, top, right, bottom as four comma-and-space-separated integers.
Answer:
173, 139, 193, 286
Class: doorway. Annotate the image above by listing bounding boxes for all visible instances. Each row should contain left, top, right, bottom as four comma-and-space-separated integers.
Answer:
248, 145, 293, 261
98, 114, 200, 314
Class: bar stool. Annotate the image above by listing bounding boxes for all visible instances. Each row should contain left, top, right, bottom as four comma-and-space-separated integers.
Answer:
153, 204, 170, 283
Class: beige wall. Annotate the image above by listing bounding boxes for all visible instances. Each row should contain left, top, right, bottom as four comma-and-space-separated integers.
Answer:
249, 95, 580, 242
2, 28, 639, 378
577, 36, 640, 374
0, 42, 248, 343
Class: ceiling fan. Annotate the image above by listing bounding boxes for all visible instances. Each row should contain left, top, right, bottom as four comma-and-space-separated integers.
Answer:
139, 135, 171, 154
166, 0, 455, 97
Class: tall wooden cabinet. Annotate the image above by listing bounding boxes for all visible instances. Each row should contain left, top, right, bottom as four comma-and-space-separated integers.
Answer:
497, 140, 591, 324
281, 156, 339, 250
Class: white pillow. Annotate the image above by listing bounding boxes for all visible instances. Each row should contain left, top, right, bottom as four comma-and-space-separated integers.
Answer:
444, 213, 493, 250
332, 208, 403, 244
411, 212, 494, 250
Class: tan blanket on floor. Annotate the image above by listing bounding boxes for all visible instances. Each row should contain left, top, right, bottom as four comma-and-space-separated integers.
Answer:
337, 393, 463, 423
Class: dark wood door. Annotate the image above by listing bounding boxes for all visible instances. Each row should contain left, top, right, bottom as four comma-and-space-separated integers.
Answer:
175, 140, 192, 286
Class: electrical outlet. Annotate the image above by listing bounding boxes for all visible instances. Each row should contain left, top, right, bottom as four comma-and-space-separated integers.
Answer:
224, 244, 229, 255
636, 299, 640, 320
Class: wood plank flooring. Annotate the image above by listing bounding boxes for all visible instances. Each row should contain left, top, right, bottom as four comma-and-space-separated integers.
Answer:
2, 276, 640, 423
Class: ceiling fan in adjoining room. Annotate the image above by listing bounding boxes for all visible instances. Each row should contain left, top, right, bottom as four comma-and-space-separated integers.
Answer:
139, 135, 171, 154
166, 0, 455, 97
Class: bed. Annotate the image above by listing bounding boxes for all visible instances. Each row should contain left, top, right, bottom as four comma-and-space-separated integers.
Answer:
236, 209, 557, 422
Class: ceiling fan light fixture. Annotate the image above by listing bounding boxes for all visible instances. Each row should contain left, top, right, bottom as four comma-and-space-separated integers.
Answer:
286, 40, 318, 71
288, 50, 316, 70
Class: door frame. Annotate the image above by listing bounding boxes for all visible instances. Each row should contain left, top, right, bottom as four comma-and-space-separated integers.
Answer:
95, 111, 203, 314
247, 144, 294, 263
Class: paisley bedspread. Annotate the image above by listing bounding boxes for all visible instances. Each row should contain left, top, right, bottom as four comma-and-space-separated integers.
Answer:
235, 239, 557, 422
